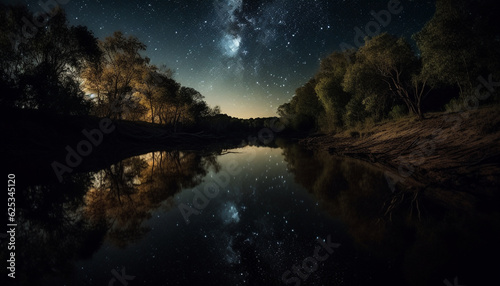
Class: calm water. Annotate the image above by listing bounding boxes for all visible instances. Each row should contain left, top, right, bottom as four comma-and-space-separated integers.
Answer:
6, 143, 500, 285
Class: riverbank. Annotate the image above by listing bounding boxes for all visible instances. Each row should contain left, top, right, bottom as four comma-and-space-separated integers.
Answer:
300, 105, 500, 205
0, 109, 245, 183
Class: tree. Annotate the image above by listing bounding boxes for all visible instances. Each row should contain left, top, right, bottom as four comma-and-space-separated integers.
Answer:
155, 72, 181, 125
342, 49, 390, 125
82, 31, 148, 119
0, 4, 100, 115
414, 0, 500, 99
277, 78, 326, 132
135, 64, 175, 124
314, 51, 353, 131
133, 63, 216, 130
173, 87, 204, 129
292, 79, 324, 131
346, 33, 427, 119
155, 85, 214, 131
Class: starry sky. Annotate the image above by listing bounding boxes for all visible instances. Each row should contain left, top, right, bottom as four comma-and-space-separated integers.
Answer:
11, 0, 435, 118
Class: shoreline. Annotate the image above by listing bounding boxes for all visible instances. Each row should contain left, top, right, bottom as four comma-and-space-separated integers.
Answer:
299, 105, 500, 203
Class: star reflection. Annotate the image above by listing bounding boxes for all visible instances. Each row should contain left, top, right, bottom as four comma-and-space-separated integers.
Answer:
221, 201, 241, 224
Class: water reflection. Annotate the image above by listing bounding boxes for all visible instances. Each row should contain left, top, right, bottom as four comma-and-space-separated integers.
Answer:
84, 151, 219, 248
5, 150, 220, 285
278, 140, 500, 286
5, 143, 500, 285
3, 171, 105, 285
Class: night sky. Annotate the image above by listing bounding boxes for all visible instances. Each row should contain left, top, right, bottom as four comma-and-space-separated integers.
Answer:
10, 0, 435, 118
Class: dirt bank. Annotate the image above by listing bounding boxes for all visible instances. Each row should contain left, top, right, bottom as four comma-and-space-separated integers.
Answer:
300, 105, 500, 204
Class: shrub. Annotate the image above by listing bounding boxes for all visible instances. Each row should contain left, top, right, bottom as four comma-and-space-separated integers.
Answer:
343, 96, 366, 128
445, 97, 463, 113
389, 105, 408, 119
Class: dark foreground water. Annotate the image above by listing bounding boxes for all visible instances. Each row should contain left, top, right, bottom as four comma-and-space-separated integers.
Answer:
4, 143, 500, 286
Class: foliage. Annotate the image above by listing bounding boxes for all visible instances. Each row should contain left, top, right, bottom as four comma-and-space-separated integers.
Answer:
444, 97, 465, 113
348, 33, 427, 119
0, 4, 220, 134
278, 34, 423, 132
343, 94, 366, 128
414, 0, 500, 98
0, 5, 100, 115
82, 31, 148, 119
81, 31, 218, 130
278, 0, 499, 133
314, 51, 352, 132
276, 79, 324, 132
388, 105, 408, 120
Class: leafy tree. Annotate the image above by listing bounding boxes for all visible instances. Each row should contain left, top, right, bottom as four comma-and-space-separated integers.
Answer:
166, 86, 197, 130
286, 79, 324, 131
0, 4, 100, 114
155, 86, 212, 131
208, 105, 221, 117
414, 0, 500, 99
82, 31, 148, 119
277, 102, 292, 119
342, 93, 367, 128
278, 0, 500, 133
314, 51, 353, 131
342, 53, 388, 125
154, 72, 181, 125
345, 33, 427, 119
135, 64, 175, 123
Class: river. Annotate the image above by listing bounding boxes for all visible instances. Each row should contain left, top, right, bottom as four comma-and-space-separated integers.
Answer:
8, 143, 499, 286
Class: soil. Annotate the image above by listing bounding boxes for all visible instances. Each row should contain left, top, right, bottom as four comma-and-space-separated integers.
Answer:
300, 105, 500, 207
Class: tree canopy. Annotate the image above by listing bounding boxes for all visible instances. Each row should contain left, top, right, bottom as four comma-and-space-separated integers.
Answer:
0, 5, 100, 115
1, 3, 221, 132
278, 0, 500, 133
414, 0, 500, 97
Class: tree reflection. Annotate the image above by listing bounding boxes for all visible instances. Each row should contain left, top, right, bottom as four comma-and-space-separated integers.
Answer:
2, 173, 106, 285
83, 150, 219, 247
279, 141, 390, 246
5, 150, 219, 285
279, 141, 500, 286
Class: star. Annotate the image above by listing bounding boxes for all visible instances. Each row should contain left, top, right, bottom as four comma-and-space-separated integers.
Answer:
55, 0, 436, 118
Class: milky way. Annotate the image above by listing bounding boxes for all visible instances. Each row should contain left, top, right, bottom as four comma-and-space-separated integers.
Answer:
215, 0, 243, 57
16, 0, 435, 118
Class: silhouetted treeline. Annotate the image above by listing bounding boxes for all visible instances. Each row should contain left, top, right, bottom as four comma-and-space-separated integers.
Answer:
0, 5, 99, 115
198, 114, 281, 135
278, 0, 500, 133
0, 4, 225, 133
